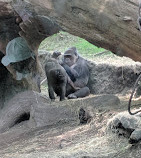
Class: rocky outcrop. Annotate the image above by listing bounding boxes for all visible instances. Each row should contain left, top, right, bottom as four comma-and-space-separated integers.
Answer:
107, 112, 141, 144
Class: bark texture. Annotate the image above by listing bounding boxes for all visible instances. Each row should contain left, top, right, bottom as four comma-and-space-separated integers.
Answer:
1, 0, 141, 61
29, 0, 141, 61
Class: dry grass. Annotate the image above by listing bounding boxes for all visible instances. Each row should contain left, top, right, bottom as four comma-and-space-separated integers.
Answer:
91, 55, 141, 67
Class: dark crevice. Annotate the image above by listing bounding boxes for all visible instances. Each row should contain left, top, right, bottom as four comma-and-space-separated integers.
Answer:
113, 122, 134, 138
0, 51, 8, 81
115, 14, 120, 17
71, 6, 89, 15
0, 51, 9, 108
14, 112, 30, 125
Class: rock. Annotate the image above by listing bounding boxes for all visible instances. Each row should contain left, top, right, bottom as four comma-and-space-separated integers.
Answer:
30, 94, 120, 128
108, 112, 141, 131
27, 0, 141, 62
107, 112, 141, 143
129, 128, 141, 144
1, 0, 141, 62
0, 92, 120, 134
31, 103, 77, 127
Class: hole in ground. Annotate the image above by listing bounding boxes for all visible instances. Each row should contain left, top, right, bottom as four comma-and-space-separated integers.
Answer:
14, 112, 30, 125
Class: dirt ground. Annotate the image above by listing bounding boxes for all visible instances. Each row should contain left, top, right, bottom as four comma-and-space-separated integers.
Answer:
0, 93, 141, 158
1, 55, 141, 158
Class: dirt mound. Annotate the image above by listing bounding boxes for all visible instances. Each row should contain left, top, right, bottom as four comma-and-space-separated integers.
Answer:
39, 50, 141, 96
0, 91, 123, 158
0, 91, 141, 157
88, 61, 141, 95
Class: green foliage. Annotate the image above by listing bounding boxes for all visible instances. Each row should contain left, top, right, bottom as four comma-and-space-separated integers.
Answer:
73, 38, 106, 58
39, 31, 112, 59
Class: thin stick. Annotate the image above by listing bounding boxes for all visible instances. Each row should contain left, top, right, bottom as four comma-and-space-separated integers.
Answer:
128, 74, 141, 115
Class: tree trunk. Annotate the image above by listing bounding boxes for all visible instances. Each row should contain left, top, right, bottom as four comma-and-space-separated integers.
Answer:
0, 52, 41, 109
1, 0, 140, 61
28, 0, 141, 62
0, 2, 41, 108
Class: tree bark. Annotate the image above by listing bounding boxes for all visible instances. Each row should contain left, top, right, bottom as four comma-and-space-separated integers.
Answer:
28, 0, 141, 62
0, 2, 41, 108
1, 0, 141, 61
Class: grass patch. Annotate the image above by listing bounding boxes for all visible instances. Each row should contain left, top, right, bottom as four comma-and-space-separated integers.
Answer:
39, 31, 112, 59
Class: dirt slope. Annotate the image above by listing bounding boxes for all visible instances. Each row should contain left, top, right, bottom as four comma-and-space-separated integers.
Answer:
0, 91, 141, 158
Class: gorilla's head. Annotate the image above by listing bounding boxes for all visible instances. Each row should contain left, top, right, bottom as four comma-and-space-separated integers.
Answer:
63, 47, 78, 67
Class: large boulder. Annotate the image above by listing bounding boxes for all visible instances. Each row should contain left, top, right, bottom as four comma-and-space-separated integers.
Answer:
24, 0, 141, 62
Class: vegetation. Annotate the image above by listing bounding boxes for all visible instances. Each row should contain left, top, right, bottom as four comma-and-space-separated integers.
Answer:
39, 31, 112, 59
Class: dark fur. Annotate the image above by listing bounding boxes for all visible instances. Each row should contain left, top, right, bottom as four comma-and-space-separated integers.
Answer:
45, 58, 67, 101
51, 47, 90, 99
45, 58, 79, 101
62, 47, 90, 98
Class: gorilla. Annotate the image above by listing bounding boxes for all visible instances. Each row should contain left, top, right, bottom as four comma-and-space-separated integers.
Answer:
45, 58, 80, 101
52, 51, 61, 59
53, 47, 90, 99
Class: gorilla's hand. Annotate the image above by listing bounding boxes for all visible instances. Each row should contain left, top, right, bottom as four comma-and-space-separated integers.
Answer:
61, 63, 76, 82
52, 51, 61, 59
74, 86, 81, 90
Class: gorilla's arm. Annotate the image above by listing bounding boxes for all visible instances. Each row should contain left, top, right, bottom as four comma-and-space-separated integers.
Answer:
48, 85, 55, 100
67, 76, 80, 90
61, 63, 79, 82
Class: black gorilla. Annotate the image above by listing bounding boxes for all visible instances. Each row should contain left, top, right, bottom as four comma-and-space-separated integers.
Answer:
53, 47, 90, 99
44, 58, 80, 101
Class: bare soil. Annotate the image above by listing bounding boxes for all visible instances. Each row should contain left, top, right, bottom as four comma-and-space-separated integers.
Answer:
1, 55, 141, 158
0, 93, 141, 158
